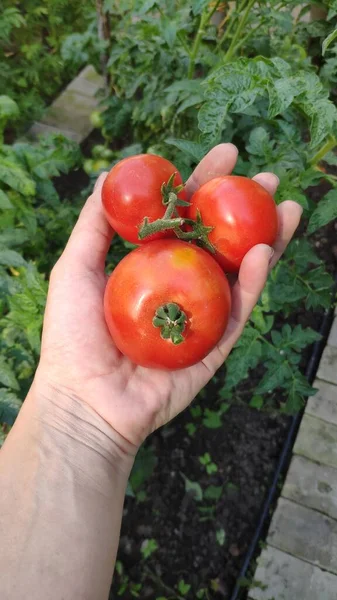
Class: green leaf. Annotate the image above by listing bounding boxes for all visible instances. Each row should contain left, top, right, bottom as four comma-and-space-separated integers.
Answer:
216, 528, 226, 547
250, 306, 274, 334
177, 580, 191, 596
322, 27, 337, 56
323, 151, 337, 167
140, 538, 158, 559
224, 325, 262, 389
0, 95, 19, 122
308, 190, 337, 234
0, 389, 21, 425
0, 190, 13, 209
255, 362, 291, 395
0, 357, 20, 390
0, 228, 29, 247
0, 159, 35, 196
130, 445, 157, 492
249, 395, 264, 410
0, 248, 26, 267
181, 473, 203, 501
204, 485, 223, 502
165, 138, 205, 163
191, 0, 209, 15
161, 19, 177, 48
185, 422, 196, 436
202, 408, 222, 429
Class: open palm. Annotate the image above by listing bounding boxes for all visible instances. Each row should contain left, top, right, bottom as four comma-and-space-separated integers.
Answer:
38, 144, 302, 450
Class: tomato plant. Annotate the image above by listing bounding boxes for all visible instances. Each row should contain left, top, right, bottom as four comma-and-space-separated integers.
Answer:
104, 239, 231, 370
102, 154, 187, 244
188, 176, 278, 273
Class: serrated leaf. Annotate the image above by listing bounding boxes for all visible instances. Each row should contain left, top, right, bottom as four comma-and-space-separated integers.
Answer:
202, 408, 222, 429
0, 159, 35, 196
308, 190, 337, 234
250, 306, 274, 334
224, 326, 262, 389
322, 27, 337, 56
0, 357, 20, 390
140, 538, 158, 559
255, 361, 291, 395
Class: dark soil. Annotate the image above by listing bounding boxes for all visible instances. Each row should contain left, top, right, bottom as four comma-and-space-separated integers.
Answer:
108, 182, 337, 600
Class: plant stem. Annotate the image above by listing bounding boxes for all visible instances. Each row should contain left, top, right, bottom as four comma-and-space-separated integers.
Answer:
96, 0, 111, 89
230, 20, 262, 54
223, 0, 256, 64
309, 136, 337, 166
188, 0, 221, 79
216, 0, 248, 52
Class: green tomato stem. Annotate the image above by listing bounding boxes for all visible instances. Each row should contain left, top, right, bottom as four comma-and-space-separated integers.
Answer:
188, 0, 222, 79
309, 136, 337, 166
223, 0, 256, 64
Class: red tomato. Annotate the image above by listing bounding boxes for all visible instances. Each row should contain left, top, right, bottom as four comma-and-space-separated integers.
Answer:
188, 176, 278, 273
102, 154, 187, 244
104, 239, 231, 370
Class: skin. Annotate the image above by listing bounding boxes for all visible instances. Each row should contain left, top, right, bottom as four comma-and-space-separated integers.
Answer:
0, 144, 302, 600
104, 239, 231, 369
102, 154, 187, 244
188, 175, 278, 272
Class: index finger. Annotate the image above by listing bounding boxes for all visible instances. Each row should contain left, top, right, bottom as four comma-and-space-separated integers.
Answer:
185, 143, 238, 198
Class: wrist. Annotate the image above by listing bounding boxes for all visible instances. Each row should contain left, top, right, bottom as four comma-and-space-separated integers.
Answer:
27, 373, 137, 485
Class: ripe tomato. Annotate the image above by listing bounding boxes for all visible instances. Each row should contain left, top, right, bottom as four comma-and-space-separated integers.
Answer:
104, 239, 231, 370
102, 154, 187, 244
188, 176, 278, 273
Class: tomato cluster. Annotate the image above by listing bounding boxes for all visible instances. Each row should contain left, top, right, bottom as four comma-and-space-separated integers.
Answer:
102, 154, 278, 370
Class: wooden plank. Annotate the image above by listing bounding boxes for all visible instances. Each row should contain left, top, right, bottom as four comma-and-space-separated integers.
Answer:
268, 498, 337, 574
66, 65, 103, 98
249, 545, 337, 600
27, 122, 81, 143
27, 65, 104, 144
317, 345, 337, 386
282, 455, 337, 520
306, 379, 337, 426
294, 413, 337, 469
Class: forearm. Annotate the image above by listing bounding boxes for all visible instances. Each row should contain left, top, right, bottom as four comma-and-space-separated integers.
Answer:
0, 378, 135, 600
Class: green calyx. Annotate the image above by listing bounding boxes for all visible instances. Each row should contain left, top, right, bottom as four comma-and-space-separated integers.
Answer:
153, 303, 187, 345
161, 172, 188, 208
175, 210, 216, 254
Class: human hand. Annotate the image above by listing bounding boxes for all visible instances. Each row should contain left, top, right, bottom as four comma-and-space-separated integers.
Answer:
36, 144, 302, 454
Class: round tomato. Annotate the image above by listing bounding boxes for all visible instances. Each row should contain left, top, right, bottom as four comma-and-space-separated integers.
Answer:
102, 154, 187, 244
188, 176, 278, 273
104, 239, 231, 370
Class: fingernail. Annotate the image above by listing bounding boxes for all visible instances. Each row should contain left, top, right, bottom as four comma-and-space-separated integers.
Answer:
269, 248, 275, 265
